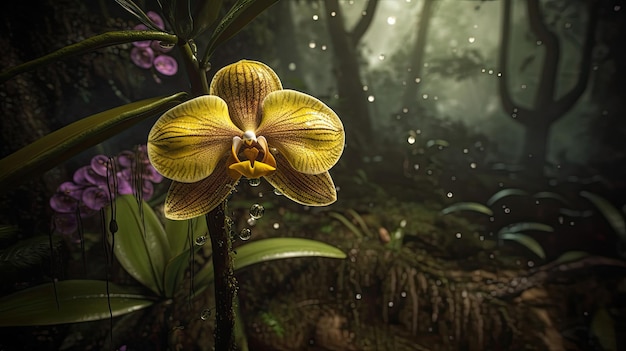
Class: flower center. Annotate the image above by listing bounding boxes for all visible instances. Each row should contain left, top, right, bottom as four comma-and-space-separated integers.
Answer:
227, 131, 277, 180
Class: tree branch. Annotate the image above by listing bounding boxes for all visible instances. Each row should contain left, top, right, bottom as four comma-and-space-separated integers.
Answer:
528, 0, 560, 108
349, 0, 379, 46
498, 0, 531, 125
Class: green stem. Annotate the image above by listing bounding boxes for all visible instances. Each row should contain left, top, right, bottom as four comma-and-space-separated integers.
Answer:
205, 204, 237, 351
0, 31, 178, 84
178, 41, 209, 95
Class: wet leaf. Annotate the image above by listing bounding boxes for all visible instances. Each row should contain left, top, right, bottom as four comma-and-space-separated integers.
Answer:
441, 202, 493, 216
486, 188, 528, 206
162, 242, 202, 298
497, 222, 554, 235
194, 238, 346, 293
580, 191, 626, 243
106, 195, 171, 296
499, 232, 546, 259
165, 216, 208, 257
0, 280, 157, 326
0, 93, 187, 191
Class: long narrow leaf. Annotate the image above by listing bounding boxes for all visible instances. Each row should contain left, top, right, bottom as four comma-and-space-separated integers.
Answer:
0, 92, 187, 192
497, 222, 554, 235
581, 191, 626, 243
194, 238, 346, 294
486, 188, 528, 206
106, 195, 171, 296
202, 0, 279, 64
500, 232, 546, 259
0, 280, 158, 326
115, 0, 164, 30
441, 202, 493, 216
1, 31, 177, 83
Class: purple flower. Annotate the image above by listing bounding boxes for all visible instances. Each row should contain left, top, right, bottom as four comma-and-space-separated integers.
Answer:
53, 213, 78, 235
82, 186, 111, 211
130, 47, 155, 69
147, 11, 165, 30
153, 55, 178, 76
91, 155, 113, 177
50, 193, 79, 213
116, 170, 134, 196
58, 181, 84, 200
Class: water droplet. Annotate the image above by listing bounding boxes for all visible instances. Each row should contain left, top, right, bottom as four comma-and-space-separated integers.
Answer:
468, 37, 475, 43
362, 85, 368, 91
248, 178, 261, 187
195, 235, 207, 246
355, 293, 362, 300
367, 95, 375, 102
273, 222, 280, 229
446, 192, 453, 198
249, 204, 265, 219
247, 217, 257, 226
308, 41, 316, 49
455, 232, 462, 239
407, 135, 416, 144
273, 188, 283, 196
400, 291, 407, 298
388, 301, 394, 308
378, 54, 385, 61
321, 45, 327, 51
422, 94, 428, 99
200, 308, 211, 320
386, 16, 396, 25
239, 228, 252, 241
288, 62, 297, 71
312, 14, 319, 20
330, 11, 336, 17
470, 162, 477, 169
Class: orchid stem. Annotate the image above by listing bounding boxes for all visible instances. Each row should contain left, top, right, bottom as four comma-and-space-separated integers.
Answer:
205, 203, 237, 351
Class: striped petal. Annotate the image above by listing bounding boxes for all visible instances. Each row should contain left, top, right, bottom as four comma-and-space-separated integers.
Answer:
264, 154, 337, 206
257, 90, 344, 175
164, 157, 241, 220
209, 60, 282, 132
147, 95, 242, 183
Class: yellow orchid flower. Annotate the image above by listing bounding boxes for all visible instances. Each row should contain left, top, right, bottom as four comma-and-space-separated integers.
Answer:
147, 60, 345, 220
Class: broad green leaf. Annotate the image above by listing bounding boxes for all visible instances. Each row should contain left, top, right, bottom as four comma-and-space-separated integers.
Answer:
202, 0, 280, 63
0, 280, 158, 326
162, 243, 202, 298
0, 31, 177, 83
106, 195, 171, 296
165, 216, 208, 257
581, 191, 626, 243
497, 222, 554, 235
499, 232, 546, 259
194, 238, 346, 293
441, 202, 493, 216
0, 92, 187, 192
486, 188, 528, 206
0, 235, 62, 268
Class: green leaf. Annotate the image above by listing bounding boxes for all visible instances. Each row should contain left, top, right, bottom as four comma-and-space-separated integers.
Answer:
486, 188, 528, 206
590, 307, 617, 351
165, 216, 208, 257
552, 250, 589, 264
328, 211, 364, 238
532, 191, 571, 206
115, 0, 166, 31
0, 225, 19, 241
106, 195, 171, 296
497, 222, 554, 235
0, 280, 158, 326
0, 93, 186, 192
191, 0, 224, 38
1, 31, 178, 83
202, 0, 279, 64
499, 232, 546, 259
162, 243, 202, 298
425, 139, 449, 148
580, 191, 626, 243
441, 202, 493, 216
194, 238, 346, 293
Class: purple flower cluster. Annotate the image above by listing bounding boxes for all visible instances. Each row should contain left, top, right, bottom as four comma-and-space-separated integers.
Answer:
130, 11, 178, 78
50, 146, 163, 234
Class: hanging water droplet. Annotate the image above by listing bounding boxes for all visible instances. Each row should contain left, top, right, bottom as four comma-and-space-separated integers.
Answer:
195, 235, 207, 246
247, 217, 257, 226
200, 308, 211, 320
273, 188, 283, 196
248, 178, 261, 187
239, 228, 252, 241
249, 204, 265, 219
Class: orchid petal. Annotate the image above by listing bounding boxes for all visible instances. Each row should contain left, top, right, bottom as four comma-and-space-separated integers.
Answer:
147, 95, 242, 183
264, 154, 337, 206
209, 60, 282, 131
164, 157, 241, 220
257, 90, 344, 175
